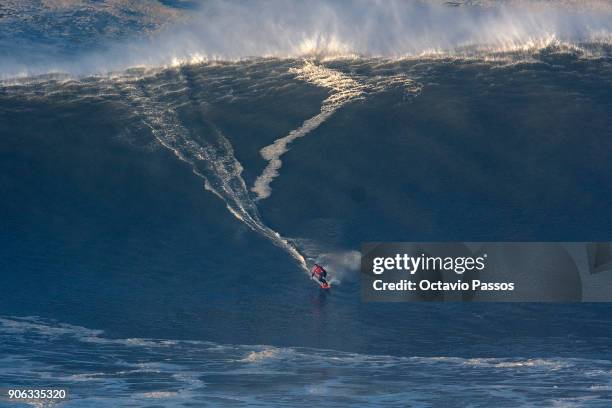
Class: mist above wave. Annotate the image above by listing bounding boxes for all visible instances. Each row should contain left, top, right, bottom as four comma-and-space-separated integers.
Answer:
1, 0, 611, 79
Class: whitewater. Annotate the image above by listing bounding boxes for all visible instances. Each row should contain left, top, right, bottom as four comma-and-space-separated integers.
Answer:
2, 0, 612, 79
1, 315, 611, 407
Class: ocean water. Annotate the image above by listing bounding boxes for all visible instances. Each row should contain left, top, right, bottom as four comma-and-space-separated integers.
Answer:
1, 316, 611, 407
1, 1, 612, 406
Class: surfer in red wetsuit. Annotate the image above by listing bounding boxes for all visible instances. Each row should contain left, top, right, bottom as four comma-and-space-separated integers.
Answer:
311, 264, 328, 286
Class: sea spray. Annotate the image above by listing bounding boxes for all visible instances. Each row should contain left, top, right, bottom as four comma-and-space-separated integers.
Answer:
3, 1, 612, 79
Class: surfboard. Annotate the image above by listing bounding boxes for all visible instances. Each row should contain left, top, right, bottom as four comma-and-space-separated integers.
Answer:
312, 276, 330, 289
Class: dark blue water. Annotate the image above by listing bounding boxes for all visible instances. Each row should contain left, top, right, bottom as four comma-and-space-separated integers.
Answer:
1, 54, 611, 406
1, 1, 612, 406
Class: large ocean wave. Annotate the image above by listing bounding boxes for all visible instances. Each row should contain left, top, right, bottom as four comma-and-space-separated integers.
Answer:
3, 49, 610, 331
2, 7, 612, 404
2, 49, 611, 277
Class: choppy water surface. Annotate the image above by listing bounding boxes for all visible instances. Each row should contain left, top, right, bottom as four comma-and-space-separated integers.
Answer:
1, 316, 611, 407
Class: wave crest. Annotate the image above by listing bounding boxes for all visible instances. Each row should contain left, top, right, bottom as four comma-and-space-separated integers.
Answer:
2, 0, 612, 79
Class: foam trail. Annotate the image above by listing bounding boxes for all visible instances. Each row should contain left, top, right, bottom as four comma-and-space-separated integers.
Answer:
252, 61, 366, 200
252, 60, 421, 201
252, 111, 334, 201
116, 74, 308, 271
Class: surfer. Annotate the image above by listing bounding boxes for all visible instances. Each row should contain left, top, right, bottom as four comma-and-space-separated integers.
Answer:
311, 264, 329, 287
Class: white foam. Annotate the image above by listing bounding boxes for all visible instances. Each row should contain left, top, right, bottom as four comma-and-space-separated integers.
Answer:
3, 0, 612, 79
252, 109, 336, 200
119, 76, 308, 271
241, 348, 280, 362
315, 250, 362, 284
136, 391, 178, 398
252, 60, 420, 201
252, 61, 366, 202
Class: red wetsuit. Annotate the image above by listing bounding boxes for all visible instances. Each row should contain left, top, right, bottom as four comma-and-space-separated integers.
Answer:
311, 265, 328, 283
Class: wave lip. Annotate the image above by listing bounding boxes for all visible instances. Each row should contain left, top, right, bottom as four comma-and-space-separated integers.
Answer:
2, 0, 612, 79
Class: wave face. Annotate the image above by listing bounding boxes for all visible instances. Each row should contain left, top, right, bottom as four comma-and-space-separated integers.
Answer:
2, 50, 612, 350
1, 316, 612, 407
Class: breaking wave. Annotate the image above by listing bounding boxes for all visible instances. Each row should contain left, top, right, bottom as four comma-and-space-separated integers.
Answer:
2, 0, 612, 79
